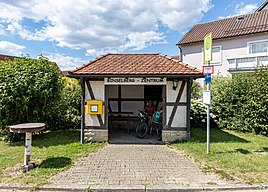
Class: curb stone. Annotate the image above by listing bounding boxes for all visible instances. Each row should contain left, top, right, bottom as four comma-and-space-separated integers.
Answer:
2, 184, 268, 192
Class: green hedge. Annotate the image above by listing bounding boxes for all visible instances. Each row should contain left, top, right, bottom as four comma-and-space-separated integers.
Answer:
211, 68, 268, 136
0, 56, 81, 139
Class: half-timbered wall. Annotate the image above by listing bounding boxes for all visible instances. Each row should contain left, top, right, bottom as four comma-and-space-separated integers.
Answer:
85, 80, 105, 127
166, 80, 187, 129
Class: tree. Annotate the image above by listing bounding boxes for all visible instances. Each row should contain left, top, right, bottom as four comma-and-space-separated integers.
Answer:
0, 55, 63, 133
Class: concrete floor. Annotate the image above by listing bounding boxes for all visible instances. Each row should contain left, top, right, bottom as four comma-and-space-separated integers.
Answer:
108, 128, 163, 144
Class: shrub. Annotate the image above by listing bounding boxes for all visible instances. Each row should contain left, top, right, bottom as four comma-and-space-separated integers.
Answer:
0, 55, 63, 135
0, 56, 82, 141
191, 81, 202, 99
211, 68, 268, 136
48, 77, 81, 130
190, 99, 207, 128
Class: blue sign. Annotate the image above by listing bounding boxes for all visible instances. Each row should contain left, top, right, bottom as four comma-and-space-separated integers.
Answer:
205, 74, 211, 83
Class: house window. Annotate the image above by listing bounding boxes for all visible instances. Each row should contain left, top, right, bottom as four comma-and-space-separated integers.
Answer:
203, 46, 221, 65
249, 41, 268, 54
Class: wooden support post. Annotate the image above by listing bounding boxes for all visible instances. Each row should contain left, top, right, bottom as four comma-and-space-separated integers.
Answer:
162, 85, 166, 130
80, 77, 85, 144
186, 78, 193, 141
105, 85, 109, 129
118, 85, 121, 114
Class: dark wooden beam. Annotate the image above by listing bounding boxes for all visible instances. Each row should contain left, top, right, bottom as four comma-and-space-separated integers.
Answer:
80, 77, 85, 144
118, 85, 121, 114
85, 126, 107, 130
186, 78, 193, 141
166, 102, 187, 106
166, 127, 187, 131
108, 98, 145, 101
162, 85, 166, 130
85, 80, 104, 126
167, 81, 186, 129
105, 85, 109, 129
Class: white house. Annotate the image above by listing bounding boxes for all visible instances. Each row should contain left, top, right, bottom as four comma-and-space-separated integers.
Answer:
177, 1, 268, 81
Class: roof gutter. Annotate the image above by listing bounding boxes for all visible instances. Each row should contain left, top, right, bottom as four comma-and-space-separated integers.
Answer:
176, 44, 183, 62
68, 73, 204, 79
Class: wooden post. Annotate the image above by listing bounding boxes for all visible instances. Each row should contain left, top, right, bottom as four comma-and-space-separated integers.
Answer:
162, 85, 166, 130
105, 85, 109, 130
186, 78, 193, 141
80, 77, 85, 144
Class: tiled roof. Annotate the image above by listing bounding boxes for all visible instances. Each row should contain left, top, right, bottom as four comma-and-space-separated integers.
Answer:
61, 70, 70, 76
170, 55, 180, 61
0, 54, 19, 60
178, 11, 268, 45
70, 54, 202, 76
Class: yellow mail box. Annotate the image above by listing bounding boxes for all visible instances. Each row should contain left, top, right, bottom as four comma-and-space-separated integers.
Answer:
86, 100, 103, 115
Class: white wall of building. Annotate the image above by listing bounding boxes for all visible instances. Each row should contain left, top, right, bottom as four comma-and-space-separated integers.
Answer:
181, 33, 268, 80
85, 81, 105, 127
166, 81, 187, 128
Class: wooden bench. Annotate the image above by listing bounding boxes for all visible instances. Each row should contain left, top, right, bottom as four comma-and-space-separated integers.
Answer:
109, 112, 136, 133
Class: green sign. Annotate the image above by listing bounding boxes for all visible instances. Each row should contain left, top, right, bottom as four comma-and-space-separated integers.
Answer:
204, 32, 212, 62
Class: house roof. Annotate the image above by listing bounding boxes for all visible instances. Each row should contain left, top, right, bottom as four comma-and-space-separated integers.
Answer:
0, 54, 19, 60
61, 70, 70, 76
70, 53, 202, 77
255, 0, 268, 12
178, 11, 268, 45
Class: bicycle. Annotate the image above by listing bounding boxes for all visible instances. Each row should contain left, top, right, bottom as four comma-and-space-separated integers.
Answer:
135, 110, 148, 139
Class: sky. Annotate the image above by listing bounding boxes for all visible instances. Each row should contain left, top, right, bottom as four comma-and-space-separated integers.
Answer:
0, 0, 265, 70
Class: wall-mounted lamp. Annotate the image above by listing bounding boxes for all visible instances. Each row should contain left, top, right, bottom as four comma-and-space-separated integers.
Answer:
173, 79, 178, 90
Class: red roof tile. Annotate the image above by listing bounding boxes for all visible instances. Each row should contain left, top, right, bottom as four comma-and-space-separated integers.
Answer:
70, 54, 202, 77
0, 54, 19, 60
178, 11, 268, 45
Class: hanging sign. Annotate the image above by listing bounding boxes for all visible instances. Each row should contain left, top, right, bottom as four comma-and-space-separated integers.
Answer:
104, 77, 166, 85
202, 66, 214, 74
203, 90, 211, 105
204, 32, 212, 62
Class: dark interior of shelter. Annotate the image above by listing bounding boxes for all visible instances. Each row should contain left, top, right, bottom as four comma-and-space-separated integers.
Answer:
107, 85, 164, 144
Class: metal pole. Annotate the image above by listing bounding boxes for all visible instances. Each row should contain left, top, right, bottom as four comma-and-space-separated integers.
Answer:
207, 62, 210, 154
207, 84, 210, 154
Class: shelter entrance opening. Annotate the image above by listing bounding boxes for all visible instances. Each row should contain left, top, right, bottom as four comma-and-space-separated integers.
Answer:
107, 85, 164, 144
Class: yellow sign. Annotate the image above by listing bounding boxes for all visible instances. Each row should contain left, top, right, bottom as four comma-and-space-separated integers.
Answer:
204, 32, 212, 62
86, 100, 103, 115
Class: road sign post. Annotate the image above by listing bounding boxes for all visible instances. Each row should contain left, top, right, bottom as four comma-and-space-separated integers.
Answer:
203, 32, 212, 154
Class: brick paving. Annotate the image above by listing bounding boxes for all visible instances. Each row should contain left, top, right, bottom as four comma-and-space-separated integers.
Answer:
44, 144, 235, 189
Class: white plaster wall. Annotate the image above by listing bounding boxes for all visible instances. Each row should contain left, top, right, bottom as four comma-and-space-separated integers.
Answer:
166, 81, 187, 128
166, 81, 187, 102
181, 33, 268, 80
166, 106, 187, 127
85, 81, 105, 127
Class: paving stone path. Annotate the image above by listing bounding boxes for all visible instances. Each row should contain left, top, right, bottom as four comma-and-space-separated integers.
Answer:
44, 144, 236, 190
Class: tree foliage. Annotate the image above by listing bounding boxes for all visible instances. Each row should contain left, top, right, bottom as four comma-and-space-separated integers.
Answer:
0, 55, 81, 138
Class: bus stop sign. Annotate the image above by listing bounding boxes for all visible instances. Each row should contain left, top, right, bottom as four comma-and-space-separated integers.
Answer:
205, 74, 211, 83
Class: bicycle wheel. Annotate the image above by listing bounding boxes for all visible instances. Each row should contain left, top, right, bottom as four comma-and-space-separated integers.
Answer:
136, 122, 148, 139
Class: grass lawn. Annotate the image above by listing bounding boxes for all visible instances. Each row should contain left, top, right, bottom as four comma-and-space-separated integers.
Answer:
171, 128, 268, 184
0, 130, 104, 186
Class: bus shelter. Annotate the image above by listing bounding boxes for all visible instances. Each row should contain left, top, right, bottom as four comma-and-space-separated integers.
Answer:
68, 53, 203, 143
